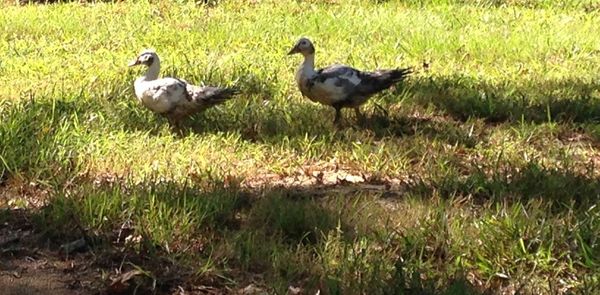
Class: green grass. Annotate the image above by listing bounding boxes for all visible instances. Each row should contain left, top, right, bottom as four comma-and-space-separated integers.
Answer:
1, 0, 600, 294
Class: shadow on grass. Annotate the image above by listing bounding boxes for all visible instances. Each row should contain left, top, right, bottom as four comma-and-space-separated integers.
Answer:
3, 73, 600, 185
2, 71, 600, 175
408, 161, 600, 210
372, 0, 598, 10
2, 169, 599, 294
185, 74, 600, 145
357, 111, 478, 147
1, 158, 600, 293
0, 176, 491, 295
406, 75, 600, 124
4, 72, 599, 140
0, 89, 479, 170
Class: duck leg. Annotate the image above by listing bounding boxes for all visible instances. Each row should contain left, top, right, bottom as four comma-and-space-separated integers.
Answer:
354, 107, 366, 125
166, 115, 176, 128
333, 106, 343, 125
166, 114, 184, 135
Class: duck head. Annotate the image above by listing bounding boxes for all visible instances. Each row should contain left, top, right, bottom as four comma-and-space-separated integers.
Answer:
287, 37, 315, 56
128, 49, 159, 67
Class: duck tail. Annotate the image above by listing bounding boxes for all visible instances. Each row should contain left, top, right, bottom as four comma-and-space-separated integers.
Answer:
193, 86, 239, 107
366, 67, 412, 93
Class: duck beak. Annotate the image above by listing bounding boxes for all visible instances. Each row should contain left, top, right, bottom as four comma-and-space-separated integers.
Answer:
287, 45, 300, 55
128, 59, 140, 67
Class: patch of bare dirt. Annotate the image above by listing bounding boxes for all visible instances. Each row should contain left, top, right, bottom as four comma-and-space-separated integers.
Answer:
0, 256, 91, 295
0, 209, 99, 295
241, 160, 410, 194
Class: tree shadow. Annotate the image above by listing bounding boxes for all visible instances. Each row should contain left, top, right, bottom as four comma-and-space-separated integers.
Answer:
2, 159, 599, 293
370, 0, 597, 10
405, 160, 600, 212
0, 175, 498, 295
3, 72, 600, 185
356, 110, 477, 147
1, 69, 599, 156
406, 74, 600, 124
0, 91, 399, 146
180, 72, 600, 146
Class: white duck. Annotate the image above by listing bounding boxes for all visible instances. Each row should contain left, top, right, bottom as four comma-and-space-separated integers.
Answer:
128, 49, 238, 128
288, 37, 412, 124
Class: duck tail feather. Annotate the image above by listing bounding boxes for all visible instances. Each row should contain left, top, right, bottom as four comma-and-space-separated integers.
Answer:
193, 86, 239, 106
361, 67, 412, 94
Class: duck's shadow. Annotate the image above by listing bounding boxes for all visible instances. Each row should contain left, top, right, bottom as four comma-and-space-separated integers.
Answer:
162, 100, 476, 151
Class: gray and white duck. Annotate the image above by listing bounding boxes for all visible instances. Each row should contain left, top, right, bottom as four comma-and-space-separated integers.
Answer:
128, 49, 238, 129
288, 37, 412, 124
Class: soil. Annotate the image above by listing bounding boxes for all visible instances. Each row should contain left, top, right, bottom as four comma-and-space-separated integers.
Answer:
0, 209, 100, 295
0, 257, 89, 295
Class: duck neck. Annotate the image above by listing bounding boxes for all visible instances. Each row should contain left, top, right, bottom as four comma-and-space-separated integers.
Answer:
142, 59, 161, 81
301, 53, 316, 76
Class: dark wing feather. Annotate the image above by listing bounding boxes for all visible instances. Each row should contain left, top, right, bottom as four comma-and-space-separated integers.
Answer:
354, 67, 412, 96
166, 84, 238, 121
186, 85, 239, 111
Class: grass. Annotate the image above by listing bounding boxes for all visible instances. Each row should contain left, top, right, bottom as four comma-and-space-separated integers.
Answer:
1, 0, 600, 294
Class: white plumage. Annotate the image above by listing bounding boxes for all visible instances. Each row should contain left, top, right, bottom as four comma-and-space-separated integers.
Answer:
129, 49, 238, 128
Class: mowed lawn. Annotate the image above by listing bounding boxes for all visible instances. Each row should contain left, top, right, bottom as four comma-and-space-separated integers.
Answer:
1, 0, 600, 294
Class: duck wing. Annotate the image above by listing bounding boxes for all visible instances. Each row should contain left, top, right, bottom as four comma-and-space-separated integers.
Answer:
139, 78, 189, 113
305, 65, 363, 105
307, 65, 412, 106
165, 84, 237, 120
